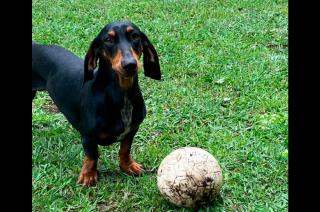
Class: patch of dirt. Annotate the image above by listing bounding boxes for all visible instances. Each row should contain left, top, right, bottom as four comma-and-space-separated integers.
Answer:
42, 99, 59, 113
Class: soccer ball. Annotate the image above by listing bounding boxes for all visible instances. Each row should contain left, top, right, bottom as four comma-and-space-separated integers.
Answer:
157, 147, 223, 208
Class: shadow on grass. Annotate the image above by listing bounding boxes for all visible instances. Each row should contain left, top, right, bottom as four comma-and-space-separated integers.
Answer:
99, 167, 157, 181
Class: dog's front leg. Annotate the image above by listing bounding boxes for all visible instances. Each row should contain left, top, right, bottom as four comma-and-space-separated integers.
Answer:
119, 131, 145, 176
77, 137, 99, 186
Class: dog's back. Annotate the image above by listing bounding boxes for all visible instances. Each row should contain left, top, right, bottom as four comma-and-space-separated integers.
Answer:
32, 41, 83, 81
32, 41, 85, 130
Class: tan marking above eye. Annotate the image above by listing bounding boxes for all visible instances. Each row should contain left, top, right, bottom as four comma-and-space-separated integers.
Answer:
126, 26, 134, 33
108, 30, 116, 37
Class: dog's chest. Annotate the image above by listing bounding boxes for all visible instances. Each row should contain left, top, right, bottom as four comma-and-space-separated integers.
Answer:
116, 95, 133, 140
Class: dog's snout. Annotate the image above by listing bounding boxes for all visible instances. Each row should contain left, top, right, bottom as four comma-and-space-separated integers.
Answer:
122, 59, 137, 73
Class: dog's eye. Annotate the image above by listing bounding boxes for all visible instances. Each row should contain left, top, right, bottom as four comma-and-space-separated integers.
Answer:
131, 33, 140, 41
104, 37, 114, 45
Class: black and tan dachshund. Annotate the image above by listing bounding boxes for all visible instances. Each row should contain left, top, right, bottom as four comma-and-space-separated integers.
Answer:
32, 22, 161, 186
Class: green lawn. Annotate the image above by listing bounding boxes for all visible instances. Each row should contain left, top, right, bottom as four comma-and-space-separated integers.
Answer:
32, 0, 288, 211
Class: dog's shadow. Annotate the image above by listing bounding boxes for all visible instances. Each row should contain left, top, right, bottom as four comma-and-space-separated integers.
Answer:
98, 167, 157, 183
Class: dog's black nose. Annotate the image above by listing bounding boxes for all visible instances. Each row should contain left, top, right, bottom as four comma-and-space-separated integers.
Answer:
122, 59, 137, 74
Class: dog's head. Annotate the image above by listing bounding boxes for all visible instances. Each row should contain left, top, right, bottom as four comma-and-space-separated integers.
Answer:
84, 22, 161, 89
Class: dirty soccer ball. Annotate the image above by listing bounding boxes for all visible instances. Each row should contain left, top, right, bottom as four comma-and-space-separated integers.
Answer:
157, 147, 223, 208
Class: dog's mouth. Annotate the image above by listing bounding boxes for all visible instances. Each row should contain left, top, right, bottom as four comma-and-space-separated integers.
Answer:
118, 68, 138, 78
116, 64, 141, 90
112, 65, 139, 90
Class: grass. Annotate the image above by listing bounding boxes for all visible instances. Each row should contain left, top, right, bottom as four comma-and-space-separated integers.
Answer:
32, 0, 288, 211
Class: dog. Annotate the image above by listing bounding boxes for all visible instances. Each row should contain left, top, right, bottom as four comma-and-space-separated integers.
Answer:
32, 21, 161, 186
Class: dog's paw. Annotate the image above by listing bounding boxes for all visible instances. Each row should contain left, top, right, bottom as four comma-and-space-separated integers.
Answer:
77, 156, 98, 187
120, 160, 145, 176
77, 170, 98, 187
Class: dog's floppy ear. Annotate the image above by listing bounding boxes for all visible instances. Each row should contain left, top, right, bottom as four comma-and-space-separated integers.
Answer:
140, 32, 161, 80
84, 38, 100, 84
